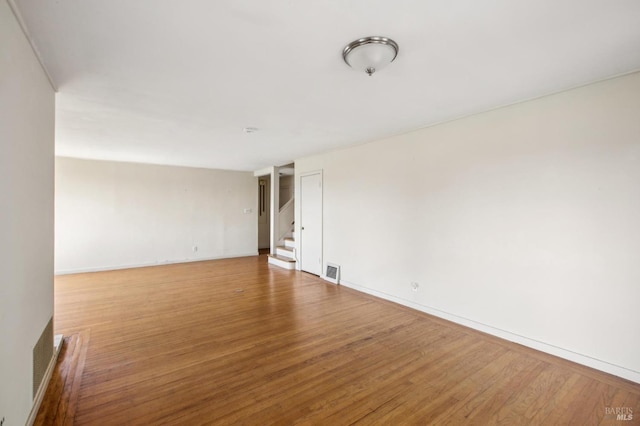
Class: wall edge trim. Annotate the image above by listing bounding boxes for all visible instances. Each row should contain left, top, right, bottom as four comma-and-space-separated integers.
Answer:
54, 252, 259, 275
5, 0, 57, 91
26, 334, 64, 426
339, 279, 640, 384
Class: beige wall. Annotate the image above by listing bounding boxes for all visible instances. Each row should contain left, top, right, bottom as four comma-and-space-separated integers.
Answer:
0, 1, 55, 423
295, 72, 640, 382
55, 158, 258, 273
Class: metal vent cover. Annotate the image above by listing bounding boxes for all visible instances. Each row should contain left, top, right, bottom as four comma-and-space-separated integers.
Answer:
325, 263, 340, 284
33, 317, 53, 398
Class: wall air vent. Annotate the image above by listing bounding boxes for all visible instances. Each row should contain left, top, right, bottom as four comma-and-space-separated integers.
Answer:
33, 317, 53, 398
325, 263, 340, 284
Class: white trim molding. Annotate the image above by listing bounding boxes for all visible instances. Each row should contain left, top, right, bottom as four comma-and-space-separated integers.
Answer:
339, 279, 640, 384
54, 252, 259, 275
26, 334, 64, 426
6, 0, 57, 91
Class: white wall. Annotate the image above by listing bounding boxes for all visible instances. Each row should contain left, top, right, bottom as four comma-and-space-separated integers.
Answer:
55, 158, 258, 273
0, 1, 55, 423
295, 72, 640, 382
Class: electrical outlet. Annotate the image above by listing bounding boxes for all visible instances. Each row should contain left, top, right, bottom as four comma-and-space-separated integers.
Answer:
192, 246, 198, 252
411, 281, 419, 292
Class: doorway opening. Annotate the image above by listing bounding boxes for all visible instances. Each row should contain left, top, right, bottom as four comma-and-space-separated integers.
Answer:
258, 176, 270, 253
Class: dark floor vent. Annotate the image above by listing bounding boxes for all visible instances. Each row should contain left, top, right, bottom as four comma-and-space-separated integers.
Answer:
325, 263, 340, 284
33, 317, 53, 398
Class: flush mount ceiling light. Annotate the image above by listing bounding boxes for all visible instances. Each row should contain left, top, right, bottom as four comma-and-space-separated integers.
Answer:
342, 36, 399, 76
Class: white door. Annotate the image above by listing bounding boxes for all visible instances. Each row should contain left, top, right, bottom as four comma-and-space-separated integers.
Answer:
300, 173, 322, 275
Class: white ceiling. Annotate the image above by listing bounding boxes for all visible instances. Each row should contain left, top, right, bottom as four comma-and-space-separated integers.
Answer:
13, 0, 640, 171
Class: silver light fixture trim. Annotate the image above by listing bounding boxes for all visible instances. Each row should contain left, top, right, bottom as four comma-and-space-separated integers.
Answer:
342, 36, 399, 76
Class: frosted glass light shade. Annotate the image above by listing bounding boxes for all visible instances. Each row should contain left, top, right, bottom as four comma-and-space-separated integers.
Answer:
343, 37, 399, 76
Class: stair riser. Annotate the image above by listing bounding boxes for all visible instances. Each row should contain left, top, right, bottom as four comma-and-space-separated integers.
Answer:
268, 256, 296, 270
276, 247, 295, 259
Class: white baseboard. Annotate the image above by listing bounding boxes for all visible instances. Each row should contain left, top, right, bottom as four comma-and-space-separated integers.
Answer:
54, 252, 259, 275
26, 334, 64, 426
338, 279, 640, 384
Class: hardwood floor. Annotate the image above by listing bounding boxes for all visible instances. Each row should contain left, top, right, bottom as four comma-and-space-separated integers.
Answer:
37, 255, 639, 425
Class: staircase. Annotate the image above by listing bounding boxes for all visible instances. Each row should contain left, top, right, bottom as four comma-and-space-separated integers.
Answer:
265, 171, 296, 270
268, 231, 296, 270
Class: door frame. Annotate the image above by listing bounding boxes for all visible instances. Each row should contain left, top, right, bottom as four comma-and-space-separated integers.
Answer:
257, 176, 271, 250
298, 170, 323, 274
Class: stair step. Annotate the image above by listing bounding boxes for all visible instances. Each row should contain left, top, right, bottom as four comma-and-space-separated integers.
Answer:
268, 254, 295, 262
276, 246, 295, 259
284, 238, 295, 249
268, 254, 296, 270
